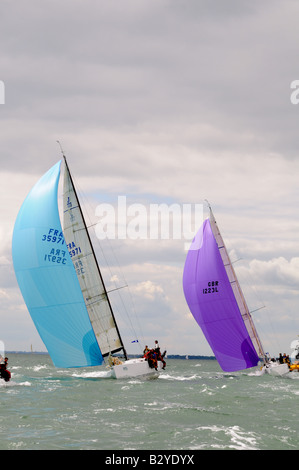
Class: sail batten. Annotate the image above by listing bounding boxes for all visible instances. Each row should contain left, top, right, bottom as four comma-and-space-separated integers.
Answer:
183, 215, 260, 372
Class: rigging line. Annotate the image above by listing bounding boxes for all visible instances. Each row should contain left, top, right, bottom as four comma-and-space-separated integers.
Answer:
249, 306, 266, 314
102, 240, 144, 347
83, 199, 144, 344
68, 222, 100, 233
106, 242, 146, 349
66, 173, 126, 289
97, 239, 145, 350
85, 285, 128, 302
232, 258, 243, 264
114, 287, 144, 350
107, 285, 128, 294
91, 232, 142, 347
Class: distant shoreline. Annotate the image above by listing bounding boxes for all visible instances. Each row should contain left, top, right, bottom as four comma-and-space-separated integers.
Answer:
6, 351, 216, 360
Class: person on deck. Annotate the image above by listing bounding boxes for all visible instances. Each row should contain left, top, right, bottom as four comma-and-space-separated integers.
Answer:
278, 353, 284, 364
154, 340, 166, 370
144, 349, 158, 370
0, 357, 11, 382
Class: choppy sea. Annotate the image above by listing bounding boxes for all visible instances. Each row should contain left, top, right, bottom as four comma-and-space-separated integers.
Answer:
0, 353, 298, 452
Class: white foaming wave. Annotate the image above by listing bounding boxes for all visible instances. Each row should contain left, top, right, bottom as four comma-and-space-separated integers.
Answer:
33, 365, 48, 372
247, 368, 266, 376
288, 372, 299, 380
72, 370, 112, 379
195, 424, 259, 450
160, 373, 200, 381
0, 380, 31, 387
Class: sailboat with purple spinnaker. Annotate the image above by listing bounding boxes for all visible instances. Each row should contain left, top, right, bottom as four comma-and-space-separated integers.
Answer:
183, 204, 289, 376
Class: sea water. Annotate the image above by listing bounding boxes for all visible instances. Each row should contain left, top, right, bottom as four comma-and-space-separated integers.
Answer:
0, 353, 298, 451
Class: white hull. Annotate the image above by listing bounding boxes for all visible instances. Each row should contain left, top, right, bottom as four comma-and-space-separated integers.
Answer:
264, 362, 289, 377
110, 357, 163, 379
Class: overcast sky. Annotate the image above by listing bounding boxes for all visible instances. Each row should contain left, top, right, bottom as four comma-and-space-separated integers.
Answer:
1, 0, 299, 360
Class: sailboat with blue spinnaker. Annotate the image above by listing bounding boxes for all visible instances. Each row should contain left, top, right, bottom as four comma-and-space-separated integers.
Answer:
12, 155, 162, 379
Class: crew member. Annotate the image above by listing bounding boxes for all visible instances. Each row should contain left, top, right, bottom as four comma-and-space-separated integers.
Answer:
0, 357, 11, 382
154, 340, 166, 370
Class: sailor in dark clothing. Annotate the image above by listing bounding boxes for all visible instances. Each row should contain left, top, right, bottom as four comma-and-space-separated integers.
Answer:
144, 349, 158, 370
278, 353, 284, 364
0, 357, 11, 382
154, 340, 166, 370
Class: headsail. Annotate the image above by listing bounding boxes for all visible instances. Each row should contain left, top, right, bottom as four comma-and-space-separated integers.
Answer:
12, 161, 103, 368
62, 157, 126, 359
183, 213, 260, 372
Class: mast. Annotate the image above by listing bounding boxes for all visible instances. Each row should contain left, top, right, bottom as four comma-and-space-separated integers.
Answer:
61, 149, 128, 360
207, 203, 267, 365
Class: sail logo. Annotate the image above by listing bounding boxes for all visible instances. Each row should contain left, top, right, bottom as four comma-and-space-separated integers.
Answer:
0, 81, 4, 104
95, 197, 203, 250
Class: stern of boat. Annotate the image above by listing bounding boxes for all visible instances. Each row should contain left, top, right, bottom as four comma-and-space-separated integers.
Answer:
264, 362, 290, 377
110, 357, 160, 379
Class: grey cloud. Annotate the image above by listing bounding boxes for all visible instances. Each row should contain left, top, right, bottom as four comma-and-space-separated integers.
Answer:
1, 0, 299, 354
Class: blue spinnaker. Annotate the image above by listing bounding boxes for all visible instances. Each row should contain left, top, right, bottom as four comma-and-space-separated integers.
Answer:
12, 161, 103, 368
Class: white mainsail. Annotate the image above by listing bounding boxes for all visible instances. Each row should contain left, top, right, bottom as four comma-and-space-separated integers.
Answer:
62, 157, 126, 358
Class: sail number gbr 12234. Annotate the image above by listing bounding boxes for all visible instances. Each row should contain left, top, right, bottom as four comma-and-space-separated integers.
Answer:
202, 280, 219, 294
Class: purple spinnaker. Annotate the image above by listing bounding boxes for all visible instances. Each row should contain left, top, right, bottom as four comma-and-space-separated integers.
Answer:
183, 219, 259, 372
